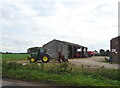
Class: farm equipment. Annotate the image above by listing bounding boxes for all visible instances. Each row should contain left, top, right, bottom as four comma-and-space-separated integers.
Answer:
87, 51, 95, 57
104, 56, 112, 64
58, 51, 68, 62
27, 47, 51, 63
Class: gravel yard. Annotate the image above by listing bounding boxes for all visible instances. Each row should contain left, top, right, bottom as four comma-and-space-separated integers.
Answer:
69, 56, 119, 69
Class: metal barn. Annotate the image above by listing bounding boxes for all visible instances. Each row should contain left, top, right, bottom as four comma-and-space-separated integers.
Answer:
110, 36, 120, 64
43, 39, 87, 59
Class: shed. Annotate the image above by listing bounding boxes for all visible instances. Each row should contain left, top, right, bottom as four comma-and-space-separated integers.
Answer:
110, 36, 120, 64
43, 39, 87, 59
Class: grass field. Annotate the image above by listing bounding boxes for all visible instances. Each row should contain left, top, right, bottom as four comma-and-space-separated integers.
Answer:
1, 54, 30, 61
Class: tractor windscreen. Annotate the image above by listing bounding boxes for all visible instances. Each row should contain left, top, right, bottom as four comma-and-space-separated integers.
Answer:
38, 48, 45, 53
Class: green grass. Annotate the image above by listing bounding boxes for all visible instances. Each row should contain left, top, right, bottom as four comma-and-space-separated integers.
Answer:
100, 60, 109, 63
100, 60, 119, 64
2, 61, 120, 86
1, 54, 30, 61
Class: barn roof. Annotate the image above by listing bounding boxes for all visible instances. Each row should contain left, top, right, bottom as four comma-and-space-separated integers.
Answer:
111, 35, 120, 40
43, 39, 87, 48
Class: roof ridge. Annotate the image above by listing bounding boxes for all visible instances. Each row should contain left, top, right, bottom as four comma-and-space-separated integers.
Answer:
43, 39, 86, 48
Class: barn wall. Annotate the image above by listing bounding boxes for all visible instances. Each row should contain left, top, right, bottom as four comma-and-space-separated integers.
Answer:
63, 44, 68, 59
43, 41, 68, 59
43, 40, 58, 59
110, 36, 120, 63
56, 41, 68, 59
118, 36, 120, 64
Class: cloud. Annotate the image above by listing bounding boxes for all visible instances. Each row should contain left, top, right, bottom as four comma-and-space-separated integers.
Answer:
0, 0, 119, 52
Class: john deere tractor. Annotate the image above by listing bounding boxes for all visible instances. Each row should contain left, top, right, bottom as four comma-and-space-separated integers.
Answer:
27, 47, 51, 63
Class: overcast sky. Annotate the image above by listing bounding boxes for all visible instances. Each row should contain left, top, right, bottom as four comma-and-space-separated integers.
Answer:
0, 0, 119, 53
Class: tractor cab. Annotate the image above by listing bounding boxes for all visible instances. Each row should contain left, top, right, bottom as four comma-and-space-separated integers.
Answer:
37, 48, 46, 55
27, 47, 51, 63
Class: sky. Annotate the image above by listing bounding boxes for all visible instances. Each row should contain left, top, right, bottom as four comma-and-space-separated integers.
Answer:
0, 0, 119, 53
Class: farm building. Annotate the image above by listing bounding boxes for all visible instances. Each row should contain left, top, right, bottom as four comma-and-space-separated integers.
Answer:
110, 36, 120, 64
43, 39, 87, 59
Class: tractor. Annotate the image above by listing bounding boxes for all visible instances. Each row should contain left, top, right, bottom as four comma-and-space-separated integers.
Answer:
27, 47, 51, 63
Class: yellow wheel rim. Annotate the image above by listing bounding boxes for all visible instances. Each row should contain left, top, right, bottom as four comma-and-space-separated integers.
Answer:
31, 58, 35, 62
43, 56, 48, 61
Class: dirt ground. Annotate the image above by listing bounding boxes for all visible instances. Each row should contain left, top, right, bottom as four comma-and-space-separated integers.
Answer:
2, 78, 55, 86
69, 56, 119, 69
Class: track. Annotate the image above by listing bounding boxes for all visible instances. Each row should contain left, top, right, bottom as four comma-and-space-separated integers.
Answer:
2, 78, 54, 86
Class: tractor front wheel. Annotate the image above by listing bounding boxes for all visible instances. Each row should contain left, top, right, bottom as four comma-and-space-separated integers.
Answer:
41, 54, 50, 63
29, 57, 37, 63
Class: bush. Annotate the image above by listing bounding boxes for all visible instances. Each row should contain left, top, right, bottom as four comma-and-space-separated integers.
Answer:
2, 61, 21, 71
47, 62, 73, 74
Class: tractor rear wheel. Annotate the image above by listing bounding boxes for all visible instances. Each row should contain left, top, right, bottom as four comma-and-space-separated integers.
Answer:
29, 57, 37, 63
41, 54, 50, 63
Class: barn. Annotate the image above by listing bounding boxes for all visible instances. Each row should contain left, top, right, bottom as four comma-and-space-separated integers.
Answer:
43, 39, 87, 59
110, 36, 120, 64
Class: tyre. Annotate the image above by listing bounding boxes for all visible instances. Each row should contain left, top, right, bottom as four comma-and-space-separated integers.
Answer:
29, 57, 37, 62
41, 54, 50, 63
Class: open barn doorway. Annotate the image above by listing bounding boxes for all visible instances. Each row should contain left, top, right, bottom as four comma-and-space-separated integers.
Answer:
68, 45, 72, 59
68, 45, 84, 59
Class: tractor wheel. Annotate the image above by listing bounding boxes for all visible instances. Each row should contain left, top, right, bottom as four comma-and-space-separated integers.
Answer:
41, 54, 50, 63
29, 57, 37, 63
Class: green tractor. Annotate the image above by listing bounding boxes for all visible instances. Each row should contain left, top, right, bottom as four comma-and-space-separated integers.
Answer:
27, 47, 51, 63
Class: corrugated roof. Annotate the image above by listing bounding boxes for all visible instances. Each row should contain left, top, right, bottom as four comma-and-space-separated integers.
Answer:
43, 39, 87, 48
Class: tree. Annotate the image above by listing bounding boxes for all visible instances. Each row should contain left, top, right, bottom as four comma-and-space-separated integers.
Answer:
93, 50, 99, 56
105, 50, 110, 56
99, 49, 105, 56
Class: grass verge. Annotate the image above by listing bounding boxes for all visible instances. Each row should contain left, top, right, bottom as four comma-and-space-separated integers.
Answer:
2, 61, 120, 86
